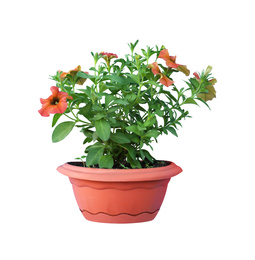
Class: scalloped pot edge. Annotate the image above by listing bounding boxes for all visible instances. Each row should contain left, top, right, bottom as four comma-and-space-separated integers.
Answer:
57, 161, 182, 223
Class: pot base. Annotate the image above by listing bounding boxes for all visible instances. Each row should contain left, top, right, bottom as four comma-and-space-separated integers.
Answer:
69, 177, 170, 224
80, 208, 159, 224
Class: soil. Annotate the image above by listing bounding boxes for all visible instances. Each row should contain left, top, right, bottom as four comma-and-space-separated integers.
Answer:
68, 160, 169, 169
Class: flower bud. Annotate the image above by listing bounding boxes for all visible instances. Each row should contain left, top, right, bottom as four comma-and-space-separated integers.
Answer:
205, 65, 212, 76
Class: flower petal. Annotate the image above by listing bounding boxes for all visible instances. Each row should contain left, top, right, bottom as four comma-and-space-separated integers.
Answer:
60, 72, 68, 79
197, 85, 216, 101
158, 49, 170, 60
100, 52, 118, 59
38, 103, 52, 117
68, 66, 79, 77
159, 49, 180, 68
160, 74, 174, 87
177, 65, 190, 76
55, 101, 68, 114
148, 62, 161, 75
50, 86, 60, 96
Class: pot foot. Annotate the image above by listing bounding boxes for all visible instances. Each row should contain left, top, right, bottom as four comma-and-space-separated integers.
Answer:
80, 209, 160, 224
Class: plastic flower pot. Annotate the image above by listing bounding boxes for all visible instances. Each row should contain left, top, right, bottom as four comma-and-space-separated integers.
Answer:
57, 161, 182, 224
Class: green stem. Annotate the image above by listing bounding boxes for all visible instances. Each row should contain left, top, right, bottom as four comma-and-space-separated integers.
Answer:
67, 103, 91, 125
63, 113, 75, 121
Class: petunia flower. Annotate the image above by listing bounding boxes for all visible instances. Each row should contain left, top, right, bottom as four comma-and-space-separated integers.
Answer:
158, 49, 190, 76
38, 86, 73, 117
148, 62, 174, 87
159, 49, 180, 68
60, 65, 88, 85
99, 52, 118, 70
100, 52, 118, 59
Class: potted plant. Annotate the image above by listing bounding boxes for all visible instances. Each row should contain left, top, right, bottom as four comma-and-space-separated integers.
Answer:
39, 40, 217, 223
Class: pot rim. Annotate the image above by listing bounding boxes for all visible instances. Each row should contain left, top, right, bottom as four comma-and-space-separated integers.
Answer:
57, 161, 182, 182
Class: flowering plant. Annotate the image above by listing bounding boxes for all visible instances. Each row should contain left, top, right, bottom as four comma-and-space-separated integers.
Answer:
39, 40, 217, 169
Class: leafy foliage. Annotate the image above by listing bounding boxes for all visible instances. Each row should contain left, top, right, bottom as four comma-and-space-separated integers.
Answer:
45, 41, 217, 168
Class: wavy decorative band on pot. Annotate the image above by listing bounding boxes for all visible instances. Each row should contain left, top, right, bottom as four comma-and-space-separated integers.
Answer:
57, 161, 182, 223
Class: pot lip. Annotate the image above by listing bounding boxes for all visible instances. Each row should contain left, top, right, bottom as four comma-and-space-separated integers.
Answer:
57, 160, 182, 182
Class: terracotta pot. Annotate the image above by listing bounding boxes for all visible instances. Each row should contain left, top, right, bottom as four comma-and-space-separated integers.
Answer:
57, 161, 182, 224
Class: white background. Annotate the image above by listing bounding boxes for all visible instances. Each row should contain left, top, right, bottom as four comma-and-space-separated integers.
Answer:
1, 0, 255, 259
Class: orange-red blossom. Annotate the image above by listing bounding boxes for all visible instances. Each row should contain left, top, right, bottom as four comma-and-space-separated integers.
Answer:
158, 49, 190, 76
38, 86, 73, 117
148, 62, 174, 87
60, 65, 88, 85
100, 52, 118, 59
100, 52, 118, 69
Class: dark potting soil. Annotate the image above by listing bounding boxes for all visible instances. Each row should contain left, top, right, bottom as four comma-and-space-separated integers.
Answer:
68, 160, 169, 169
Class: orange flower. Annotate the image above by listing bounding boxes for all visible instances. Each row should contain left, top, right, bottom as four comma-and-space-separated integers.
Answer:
148, 62, 174, 87
158, 49, 190, 76
60, 66, 88, 85
38, 86, 73, 117
158, 49, 180, 68
100, 52, 118, 59
100, 52, 118, 69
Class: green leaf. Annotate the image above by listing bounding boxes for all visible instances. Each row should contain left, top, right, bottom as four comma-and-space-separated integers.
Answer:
107, 106, 119, 113
182, 97, 198, 105
126, 154, 142, 169
146, 80, 161, 88
144, 129, 160, 139
137, 125, 146, 131
134, 104, 146, 112
83, 137, 92, 145
87, 142, 105, 151
129, 134, 140, 143
119, 144, 136, 160
77, 71, 95, 80
52, 121, 75, 143
105, 95, 114, 107
125, 125, 141, 136
143, 114, 157, 127
99, 82, 107, 92
78, 102, 93, 120
86, 144, 105, 166
167, 126, 178, 137
111, 133, 131, 144
160, 90, 178, 103
52, 113, 62, 127
155, 109, 164, 117
189, 78, 200, 89
92, 104, 103, 112
142, 149, 155, 163
92, 113, 105, 121
195, 97, 211, 110
103, 75, 131, 84
140, 149, 145, 160
112, 99, 129, 105
99, 155, 114, 169
81, 129, 93, 138
125, 93, 137, 103
95, 119, 111, 141
78, 88, 92, 99
126, 74, 140, 84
